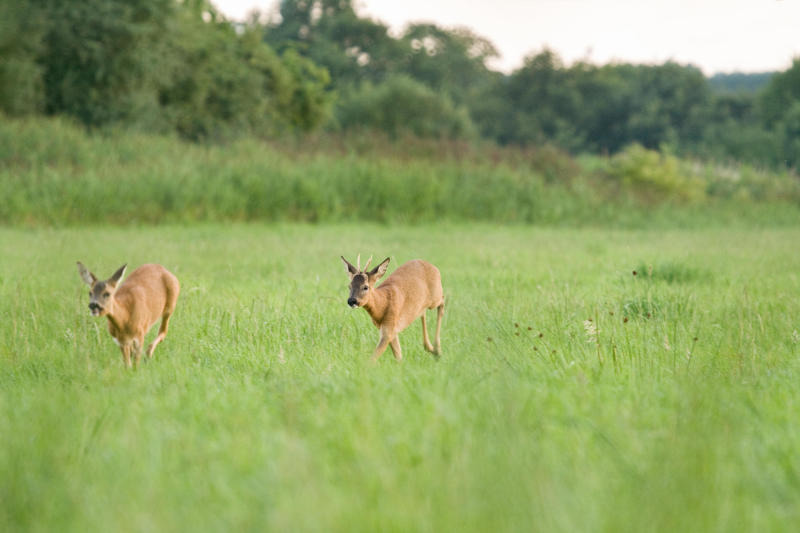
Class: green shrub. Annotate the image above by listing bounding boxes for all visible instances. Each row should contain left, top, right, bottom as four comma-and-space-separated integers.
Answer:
602, 144, 706, 203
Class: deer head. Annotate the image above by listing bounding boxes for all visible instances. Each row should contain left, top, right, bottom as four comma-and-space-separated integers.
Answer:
341, 255, 390, 308
77, 262, 127, 316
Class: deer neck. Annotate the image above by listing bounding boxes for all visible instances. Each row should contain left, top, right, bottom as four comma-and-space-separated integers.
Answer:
362, 286, 389, 323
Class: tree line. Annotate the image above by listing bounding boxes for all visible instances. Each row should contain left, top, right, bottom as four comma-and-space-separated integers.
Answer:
1, 0, 799, 167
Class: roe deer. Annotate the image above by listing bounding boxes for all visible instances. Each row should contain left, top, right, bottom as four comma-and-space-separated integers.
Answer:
341, 255, 444, 362
77, 262, 180, 368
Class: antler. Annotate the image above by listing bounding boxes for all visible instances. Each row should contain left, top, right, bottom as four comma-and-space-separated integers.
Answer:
352, 254, 373, 272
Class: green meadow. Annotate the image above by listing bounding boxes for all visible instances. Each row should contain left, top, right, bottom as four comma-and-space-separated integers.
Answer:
3, 1, 800, 529
2, 223, 800, 532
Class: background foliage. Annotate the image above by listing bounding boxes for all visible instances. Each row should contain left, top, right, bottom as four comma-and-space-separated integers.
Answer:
0, 0, 333, 140
1, 0, 800, 168
1, 116, 798, 227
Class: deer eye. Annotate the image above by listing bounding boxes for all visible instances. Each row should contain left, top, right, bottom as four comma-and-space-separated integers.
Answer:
362, 286, 368, 291
103, 292, 110, 297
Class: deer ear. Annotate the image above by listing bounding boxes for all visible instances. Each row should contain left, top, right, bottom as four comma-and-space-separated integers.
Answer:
108, 264, 127, 287
341, 256, 358, 279
369, 257, 390, 281
77, 262, 97, 286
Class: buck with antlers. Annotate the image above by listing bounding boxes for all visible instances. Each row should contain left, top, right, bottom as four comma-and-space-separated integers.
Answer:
77, 262, 180, 368
341, 255, 444, 362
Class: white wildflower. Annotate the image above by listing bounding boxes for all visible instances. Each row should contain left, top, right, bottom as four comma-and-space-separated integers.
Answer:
583, 320, 597, 343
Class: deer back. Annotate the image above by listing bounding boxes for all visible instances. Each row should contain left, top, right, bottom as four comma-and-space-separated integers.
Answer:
377, 260, 443, 325
115, 264, 179, 329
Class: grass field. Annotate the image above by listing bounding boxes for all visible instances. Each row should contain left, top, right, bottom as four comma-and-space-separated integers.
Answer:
2, 223, 800, 532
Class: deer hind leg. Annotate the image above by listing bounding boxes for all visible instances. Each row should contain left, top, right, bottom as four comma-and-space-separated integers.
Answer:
433, 299, 445, 356
421, 314, 435, 353
146, 311, 173, 358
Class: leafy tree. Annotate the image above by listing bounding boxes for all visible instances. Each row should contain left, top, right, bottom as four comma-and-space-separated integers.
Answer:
0, 1, 47, 115
466, 72, 510, 142
778, 102, 800, 167
38, 0, 175, 129
692, 91, 781, 165
708, 72, 774, 94
0, 0, 332, 138
265, 1, 497, 140
336, 75, 476, 139
497, 50, 586, 149
566, 63, 636, 153
399, 24, 498, 105
159, 3, 331, 140
1, 0, 796, 167
492, 51, 712, 153
759, 58, 800, 128
265, 0, 404, 86
633, 62, 710, 146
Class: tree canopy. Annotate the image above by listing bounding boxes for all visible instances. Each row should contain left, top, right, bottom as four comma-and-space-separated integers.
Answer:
0, 0, 332, 139
1, 0, 798, 167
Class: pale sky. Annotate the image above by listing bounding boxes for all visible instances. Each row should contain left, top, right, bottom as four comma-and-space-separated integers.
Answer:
213, 0, 800, 75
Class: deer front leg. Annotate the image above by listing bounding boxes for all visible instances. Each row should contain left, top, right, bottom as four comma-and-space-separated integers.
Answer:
120, 343, 133, 369
371, 328, 393, 362
389, 336, 403, 362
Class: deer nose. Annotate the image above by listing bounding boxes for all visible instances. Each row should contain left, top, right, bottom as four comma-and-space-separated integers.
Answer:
347, 298, 357, 307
